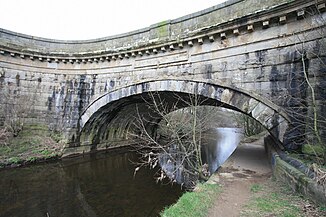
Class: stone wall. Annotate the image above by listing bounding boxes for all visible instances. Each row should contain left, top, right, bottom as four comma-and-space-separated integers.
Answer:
0, 0, 298, 55
0, 0, 325, 153
265, 136, 326, 206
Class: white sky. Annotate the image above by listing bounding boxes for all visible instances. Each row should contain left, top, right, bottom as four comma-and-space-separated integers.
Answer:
0, 0, 227, 40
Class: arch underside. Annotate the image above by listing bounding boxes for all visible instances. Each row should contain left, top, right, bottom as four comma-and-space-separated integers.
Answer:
74, 80, 289, 154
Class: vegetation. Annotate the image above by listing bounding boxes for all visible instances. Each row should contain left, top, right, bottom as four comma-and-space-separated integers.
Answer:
0, 78, 39, 137
250, 183, 263, 193
269, 3, 326, 187
289, 144, 326, 170
161, 183, 220, 217
131, 92, 228, 188
241, 179, 326, 217
284, 3, 326, 166
162, 177, 325, 217
0, 71, 66, 168
0, 124, 65, 168
235, 114, 264, 137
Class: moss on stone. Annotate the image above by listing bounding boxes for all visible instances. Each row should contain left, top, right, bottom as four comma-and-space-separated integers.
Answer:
303, 144, 325, 157
157, 20, 169, 38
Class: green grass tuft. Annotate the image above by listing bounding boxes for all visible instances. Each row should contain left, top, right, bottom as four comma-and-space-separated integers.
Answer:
250, 184, 263, 193
161, 183, 220, 217
320, 206, 326, 211
303, 144, 325, 156
242, 180, 303, 217
0, 124, 64, 166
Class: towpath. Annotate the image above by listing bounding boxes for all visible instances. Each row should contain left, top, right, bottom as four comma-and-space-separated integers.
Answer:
207, 137, 271, 217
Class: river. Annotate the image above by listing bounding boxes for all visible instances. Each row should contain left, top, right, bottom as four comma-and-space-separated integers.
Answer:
0, 150, 182, 217
0, 127, 243, 217
202, 128, 244, 174
159, 127, 244, 186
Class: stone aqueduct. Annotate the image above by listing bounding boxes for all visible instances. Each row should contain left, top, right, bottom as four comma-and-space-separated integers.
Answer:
0, 0, 325, 156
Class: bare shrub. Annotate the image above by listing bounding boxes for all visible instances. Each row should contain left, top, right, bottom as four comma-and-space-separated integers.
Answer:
130, 92, 221, 189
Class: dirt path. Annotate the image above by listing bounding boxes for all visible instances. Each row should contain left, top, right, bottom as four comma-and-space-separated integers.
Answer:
207, 137, 272, 217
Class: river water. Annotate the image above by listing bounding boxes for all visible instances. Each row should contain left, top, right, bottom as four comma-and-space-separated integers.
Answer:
0, 150, 182, 217
159, 128, 244, 186
202, 128, 244, 174
0, 128, 243, 217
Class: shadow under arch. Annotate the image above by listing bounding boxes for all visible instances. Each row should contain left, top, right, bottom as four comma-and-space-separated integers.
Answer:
70, 79, 290, 155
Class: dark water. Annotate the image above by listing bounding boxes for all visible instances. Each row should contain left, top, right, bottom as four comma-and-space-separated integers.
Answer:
0, 151, 183, 217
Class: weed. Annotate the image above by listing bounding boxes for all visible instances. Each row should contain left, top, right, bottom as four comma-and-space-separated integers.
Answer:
8, 157, 20, 164
0, 146, 12, 154
27, 156, 38, 162
40, 150, 51, 156
161, 183, 220, 217
320, 206, 326, 211
50, 132, 64, 143
303, 144, 324, 156
46, 153, 56, 159
0, 124, 65, 167
242, 180, 307, 217
250, 184, 263, 193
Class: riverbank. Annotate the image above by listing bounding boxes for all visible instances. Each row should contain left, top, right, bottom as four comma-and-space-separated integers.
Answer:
162, 136, 326, 217
0, 124, 65, 169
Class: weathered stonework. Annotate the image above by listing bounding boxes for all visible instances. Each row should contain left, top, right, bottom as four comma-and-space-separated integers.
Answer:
265, 136, 326, 206
0, 0, 325, 155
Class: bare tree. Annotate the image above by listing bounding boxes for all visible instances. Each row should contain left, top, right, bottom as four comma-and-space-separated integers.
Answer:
0, 128, 11, 148
130, 92, 221, 189
234, 113, 264, 137
283, 3, 326, 165
0, 70, 38, 137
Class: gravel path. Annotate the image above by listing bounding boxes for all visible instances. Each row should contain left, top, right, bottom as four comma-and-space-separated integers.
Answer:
207, 137, 272, 217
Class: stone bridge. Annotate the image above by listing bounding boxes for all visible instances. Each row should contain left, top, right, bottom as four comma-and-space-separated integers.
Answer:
0, 0, 325, 156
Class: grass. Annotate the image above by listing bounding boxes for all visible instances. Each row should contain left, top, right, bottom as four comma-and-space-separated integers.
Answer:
161, 183, 221, 217
161, 176, 325, 217
0, 124, 64, 167
289, 144, 326, 170
241, 178, 326, 217
251, 193, 300, 217
250, 183, 263, 193
320, 206, 326, 212
302, 144, 325, 156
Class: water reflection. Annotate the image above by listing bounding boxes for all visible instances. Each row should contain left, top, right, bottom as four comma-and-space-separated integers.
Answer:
202, 128, 244, 174
0, 128, 243, 216
0, 151, 182, 217
159, 127, 243, 186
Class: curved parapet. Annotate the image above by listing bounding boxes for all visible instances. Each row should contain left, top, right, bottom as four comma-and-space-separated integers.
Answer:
0, 0, 306, 60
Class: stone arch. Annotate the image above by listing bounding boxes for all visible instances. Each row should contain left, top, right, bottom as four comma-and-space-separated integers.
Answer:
76, 79, 289, 154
